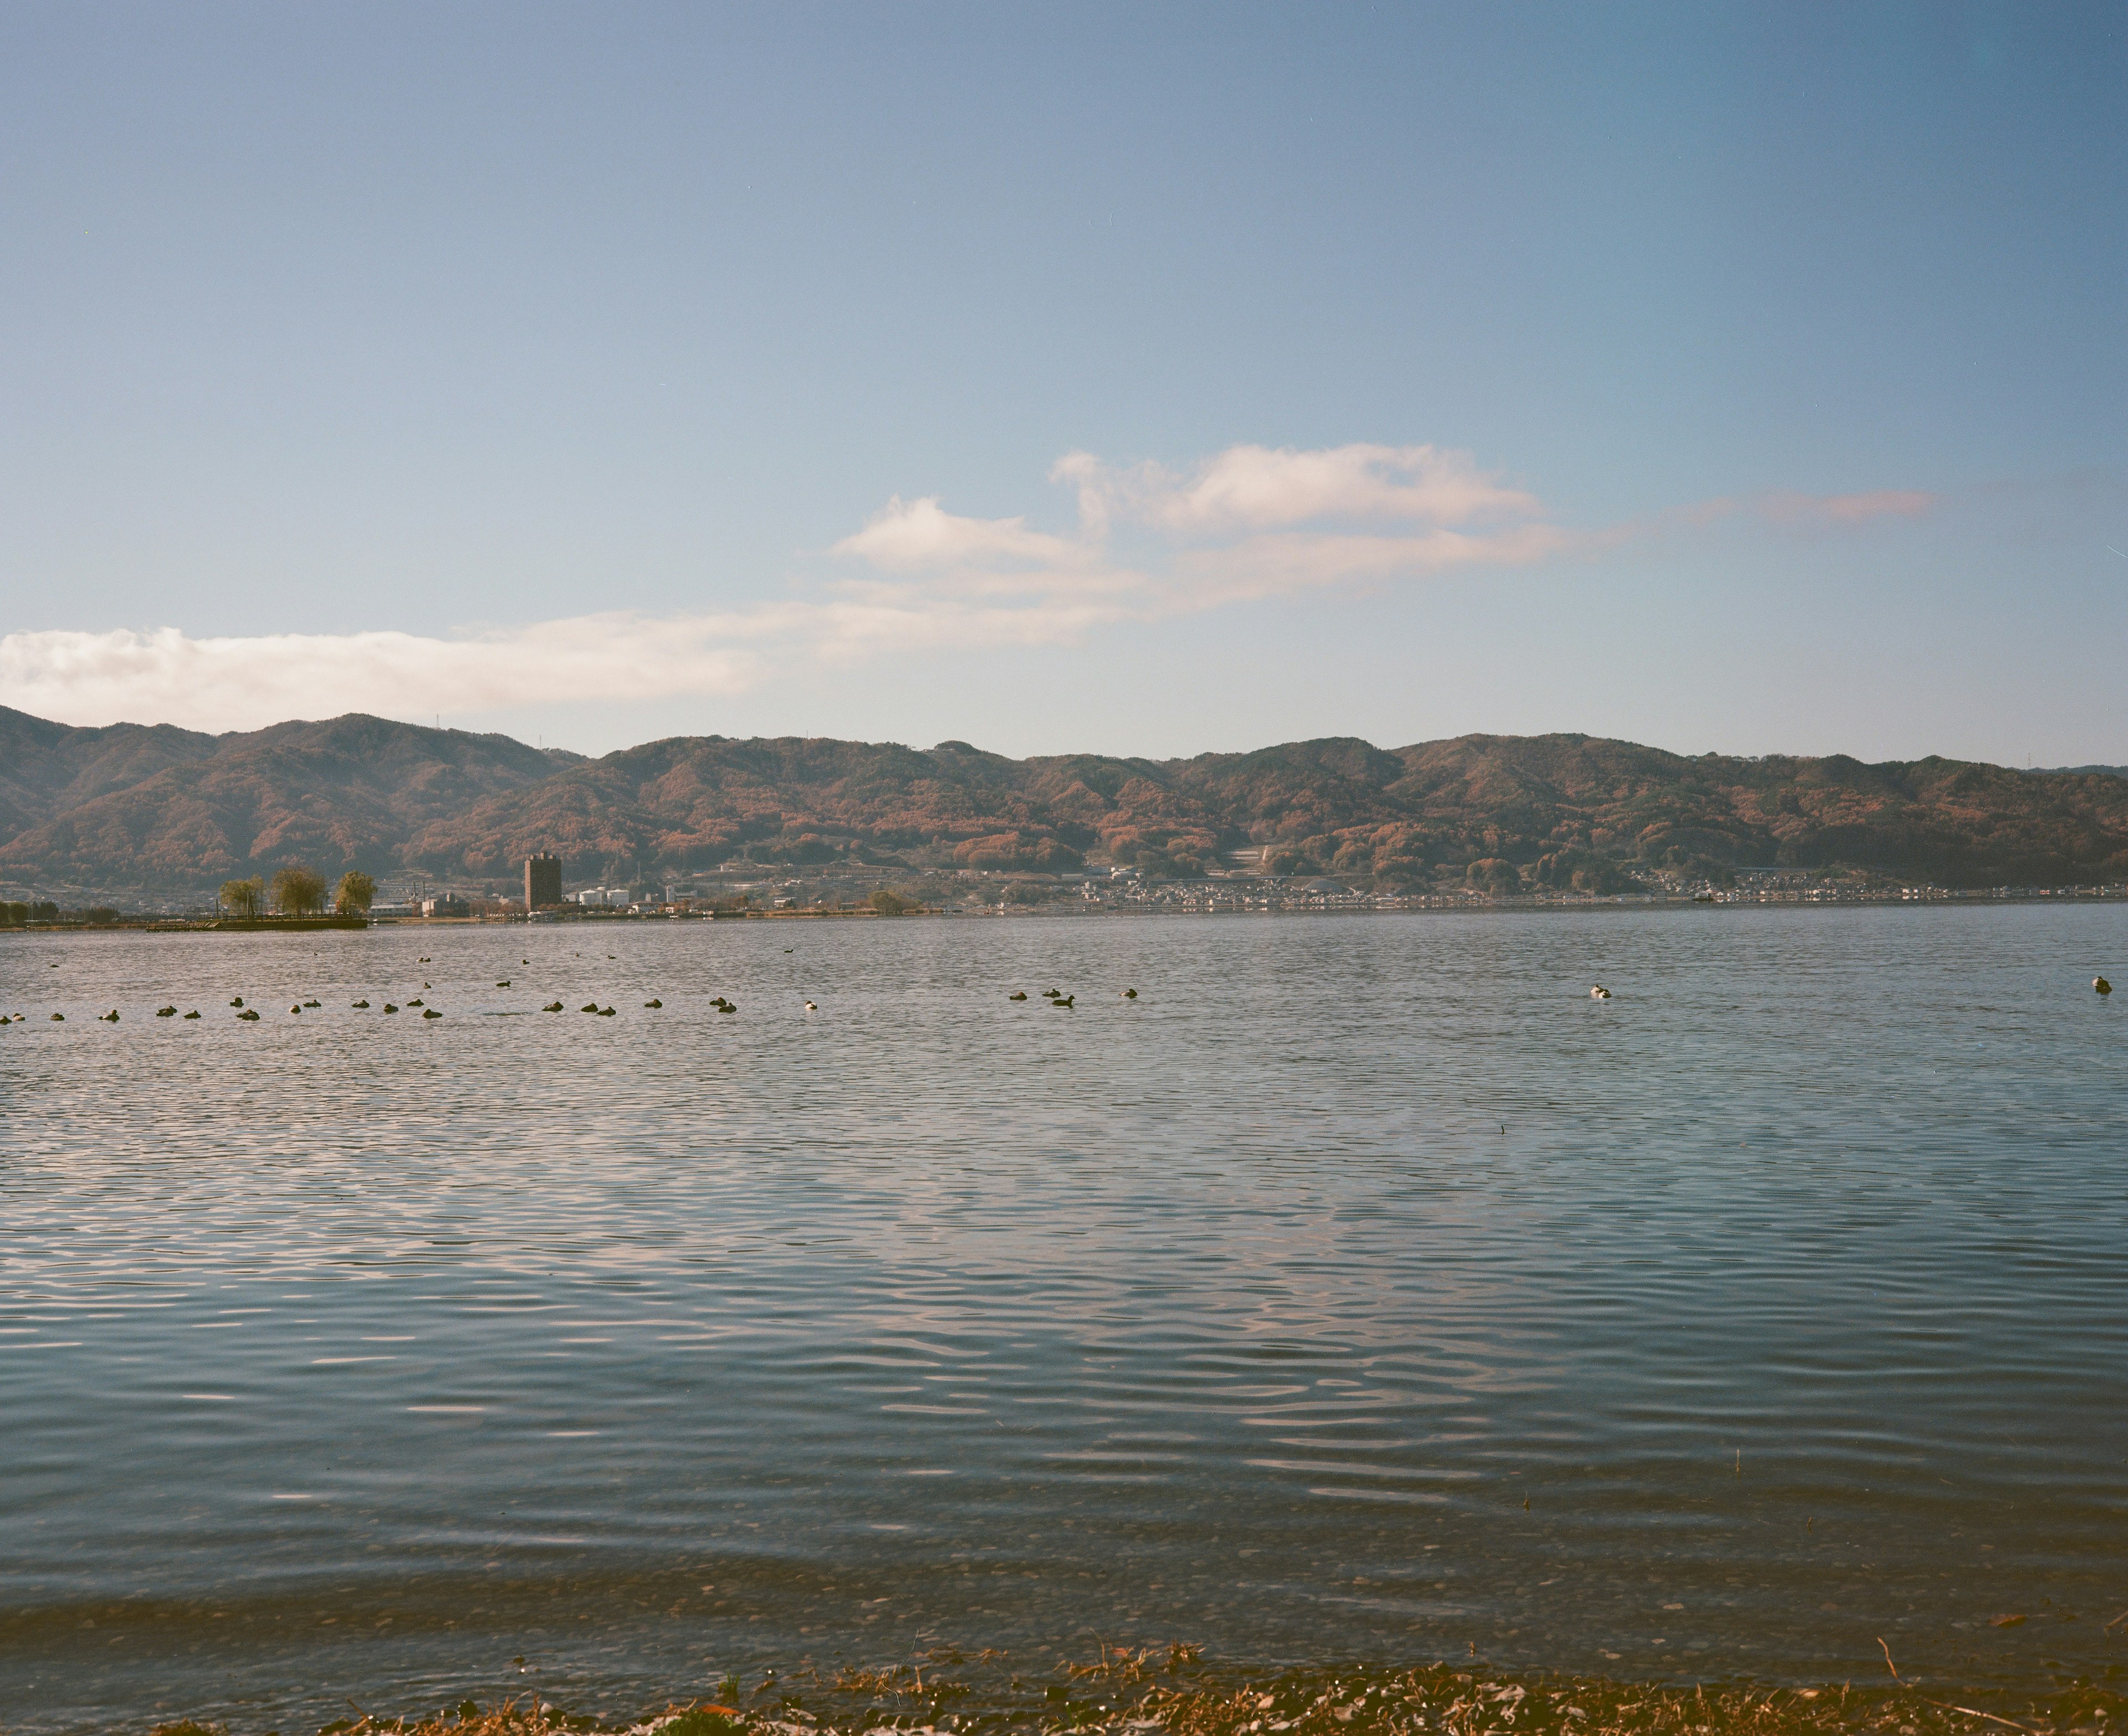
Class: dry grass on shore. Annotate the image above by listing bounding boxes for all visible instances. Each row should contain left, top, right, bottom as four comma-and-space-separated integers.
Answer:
139, 1647, 2122, 1736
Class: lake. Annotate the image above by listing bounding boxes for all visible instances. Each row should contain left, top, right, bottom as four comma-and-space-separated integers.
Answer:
2, 906, 2124, 1733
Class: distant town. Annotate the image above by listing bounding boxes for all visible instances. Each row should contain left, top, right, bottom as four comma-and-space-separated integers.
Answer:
7, 849, 2124, 931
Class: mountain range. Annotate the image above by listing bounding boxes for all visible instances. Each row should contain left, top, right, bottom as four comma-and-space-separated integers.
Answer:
3, 705, 2127, 895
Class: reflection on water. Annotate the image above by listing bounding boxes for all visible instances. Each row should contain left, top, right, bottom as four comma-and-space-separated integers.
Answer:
2, 907, 2124, 1732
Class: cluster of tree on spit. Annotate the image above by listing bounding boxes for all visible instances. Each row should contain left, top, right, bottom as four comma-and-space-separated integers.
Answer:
218, 868, 374, 919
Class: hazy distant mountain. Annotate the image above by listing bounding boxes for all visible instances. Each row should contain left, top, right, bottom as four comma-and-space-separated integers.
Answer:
4, 707, 2128, 893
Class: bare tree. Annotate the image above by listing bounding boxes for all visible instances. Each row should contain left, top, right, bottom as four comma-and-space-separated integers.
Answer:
334, 870, 377, 915
270, 866, 327, 916
219, 877, 265, 919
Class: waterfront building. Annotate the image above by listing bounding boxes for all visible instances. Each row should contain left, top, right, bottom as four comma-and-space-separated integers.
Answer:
525, 853, 562, 910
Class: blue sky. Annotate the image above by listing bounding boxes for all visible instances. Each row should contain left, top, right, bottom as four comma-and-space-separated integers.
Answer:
1, 2, 2122, 762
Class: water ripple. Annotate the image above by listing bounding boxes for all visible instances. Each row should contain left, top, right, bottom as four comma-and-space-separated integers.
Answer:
3, 907, 2126, 1731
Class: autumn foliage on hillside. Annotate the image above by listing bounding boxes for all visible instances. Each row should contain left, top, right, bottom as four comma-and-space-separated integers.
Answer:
3, 706, 2126, 891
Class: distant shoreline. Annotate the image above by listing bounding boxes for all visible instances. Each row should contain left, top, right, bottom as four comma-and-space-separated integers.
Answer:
4, 885, 2127, 938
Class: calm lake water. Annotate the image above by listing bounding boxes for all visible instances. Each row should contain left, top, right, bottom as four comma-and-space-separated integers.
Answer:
3, 907, 2125, 1732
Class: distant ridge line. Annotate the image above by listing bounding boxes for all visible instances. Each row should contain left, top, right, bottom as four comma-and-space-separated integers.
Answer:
1, 705, 2125, 894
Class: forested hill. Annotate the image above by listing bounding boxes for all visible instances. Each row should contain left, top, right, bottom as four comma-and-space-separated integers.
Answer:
3, 706, 2127, 893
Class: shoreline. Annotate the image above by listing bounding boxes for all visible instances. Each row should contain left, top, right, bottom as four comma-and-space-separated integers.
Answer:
112, 1653, 2125, 1736
5, 886, 2128, 938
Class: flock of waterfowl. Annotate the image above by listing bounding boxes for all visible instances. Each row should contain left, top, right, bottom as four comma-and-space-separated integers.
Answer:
1005, 987, 1138, 1007
5, 986, 1137, 1022
8, 955, 2116, 1027
0, 938, 1168, 1027
6, 992, 697, 1023
0, 949, 720, 1027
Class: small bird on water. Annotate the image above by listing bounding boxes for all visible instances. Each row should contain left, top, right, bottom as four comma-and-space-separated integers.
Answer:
2097, 977, 2114, 996
1009, 991, 1027, 1001
804, 1001, 817, 1012
1123, 988, 1138, 999
1590, 985, 1612, 1000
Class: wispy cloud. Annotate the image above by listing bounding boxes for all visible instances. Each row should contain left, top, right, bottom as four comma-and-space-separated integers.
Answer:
1171, 522, 1604, 606
0, 597, 1134, 735
0, 618, 768, 734
1754, 488, 1937, 526
1055, 442, 1541, 536
0, 441, 1934, 731
838, 442, 1582, 614
1677, 488, 1941, 531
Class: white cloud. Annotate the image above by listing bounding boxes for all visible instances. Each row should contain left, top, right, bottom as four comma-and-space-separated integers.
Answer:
0, 619, 762, 734
1056, 442, 1541, 534
831, 494, 1097, 577
0, 594, 1144, 734
1172, 522, 1603, 606
830, 442, 1572, 619
0, 441, 1932, 731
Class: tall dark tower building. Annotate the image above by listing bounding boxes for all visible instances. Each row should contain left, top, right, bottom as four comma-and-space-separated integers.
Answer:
525, 853, 562, 910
